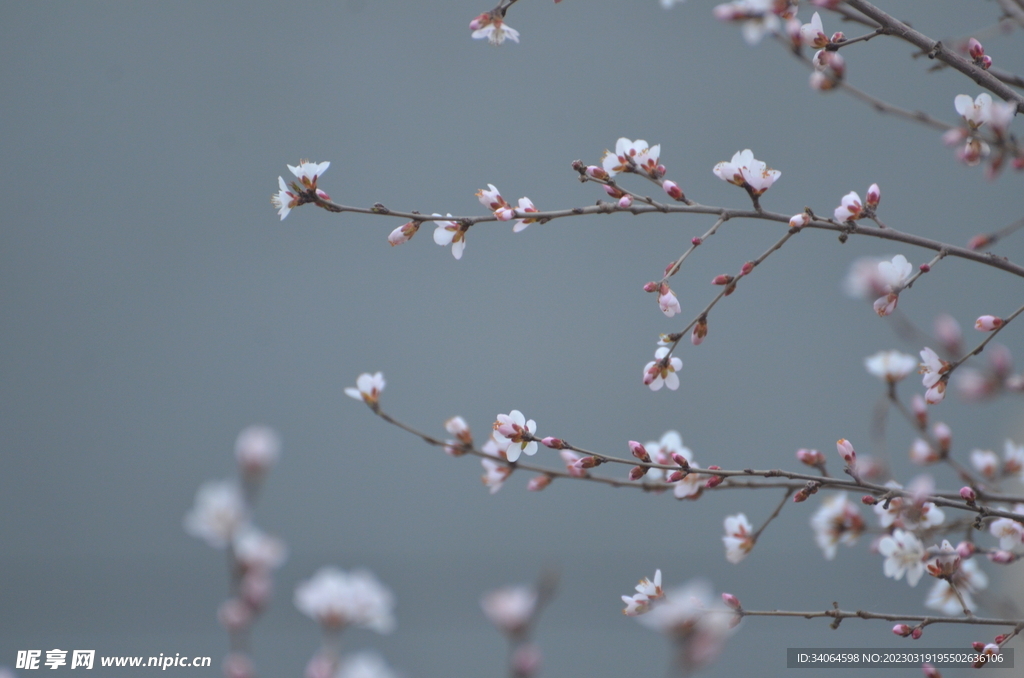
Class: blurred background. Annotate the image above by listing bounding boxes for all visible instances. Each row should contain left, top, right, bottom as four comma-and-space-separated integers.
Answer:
2, 1, 1022, 676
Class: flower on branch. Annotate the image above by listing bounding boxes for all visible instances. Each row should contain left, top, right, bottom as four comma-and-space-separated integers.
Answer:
620, 569, 664, 617
969, 448, 999, 479
919, 347, 950, 405
470, 11, 520, 45
493, 410, 538, 463
864, 350, 916, 383
643, 347, 683, 391
722, 513, 755, 563
712, 149, 780, 196
658, 284, 681, 318
183, 480, 246, 549
481, 584, 537, 636
873, 255, 912, 317
800, 12, 829, 49
388, 220, 420, 246
432, 213, 468, 260
294, 567, 395, 633
713, 0, 782, 46
481, 457, 512, 494
345, 372, 386, 407
834, 191, 863, 222
513, 197, 539, 232
633, 579, 735, 673
271, 177, 298, 221
989, 508, 1024, 551
925, 558, 987, 615
873, 479, 945, 531
602, 138, 653, 177
810, 492, 864, 560
878, 528, 926, 587
954, 93, 992, 130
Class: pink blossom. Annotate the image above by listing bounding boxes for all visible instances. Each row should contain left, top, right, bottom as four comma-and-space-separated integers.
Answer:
294, 567, 395, 633
969, 449, 999, 478
834, 191, 863, 222
388, 220, 420, 246
810, 492, 864, 559
974, 315, 1003, 331
235, 425, 281, 477
643, 346, 683, 391
878, 529, 926, 586
493, 410, 538, 463
864, 350, 916, 383
513, 197, 539, 232
800, 12, 828, 48
658, 285, 681, 317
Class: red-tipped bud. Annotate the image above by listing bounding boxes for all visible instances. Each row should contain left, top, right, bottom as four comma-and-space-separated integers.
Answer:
932, 422, 952, 451
796, 448, 825, 466
955, 541, 976, 559
705, 466, 723, 489
691, 236, 702, 246
629, 465, 646, 481
655, 164, 667, 177
618, 194, 633, 209
837, 438, 856, 467
586, 165, 609, 181
671, 453, 690, 470
541, 437, 566, 449
789, 213, 810, 229
911, 627, 923, 640
968, 37, 984, 58
469, 13, 489, 31
793, 489, 809, 502
722, 593, 741, 610
629, 441, 651, 462
980, 54, 992, 69
580, 456, 598, 469
691, 319, 708, 346
830, 31, 845, 43
739, 261, 755, 276
972, 641, 985, 652
662, 180, 684, 201
861, 495, 877, 505
712, 274, 734, 286
919, 264, 931, 273
959, 486, 977, 503
643, 281, 658, 293
967, 234, 991, 250
866, 183, 880, 208
893, 624, 913, 637
603, 184, 625, 198
667, 470, 684, 482
988, 550, 1015, 564
975, 315, 1003, 331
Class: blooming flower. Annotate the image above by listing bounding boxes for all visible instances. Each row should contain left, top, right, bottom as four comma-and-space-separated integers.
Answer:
470, 11, 520, 45
184, 480, 246, 548
643, 346, 683, 391
713, 0, 781, 45
954, 93, 992, 130
234, 425, 281, 477
800, 12, 829, 48
842, 256, 888, 300
833, 191, 863, 222
481, 457, 512, 494
513, 197, 539, 233
723, 513, 755, 563
810, 492, 864, 560
493, 410, 538, 463
878, 254, 911, 291
288, 160, 330, 187
233, 525, 288, 572
271, 176, 298, 220
345, 372, 386, 406
634, 579, 735, 672
924, 558, 987, 615
602, 138, 652, 177
432, 213, 468, 259
633, 143, 662, 177
294, 567, 395, 633
989, 513, 1024, 551
621, 569, 664, 616
481, 585, 537, 635
969, 448, 999, 478
919, 347, 950, 404
864, 350, 917, 383
712, 149, 780, 195
658, 285, 681, 317
878, 529, 926, 586
873, 480, 945, 531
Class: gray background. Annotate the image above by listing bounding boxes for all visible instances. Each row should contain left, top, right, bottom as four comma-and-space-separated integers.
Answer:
2, 1, 1022, 676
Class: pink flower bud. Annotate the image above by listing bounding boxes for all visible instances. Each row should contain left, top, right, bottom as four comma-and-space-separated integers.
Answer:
643, 281, 658, 293
893, 624, 912, 637
541, 437, 565, 449
911, 394, 928, 427
691, 319, 708, 346
629, 441, 651, 462
789, 213, 810, 229
618, 194, 633, 209
586, 165, 609, 180
667, 470, 684, 482
830, 31, 845, 43
712, 274, 734, 286
974, 315, 1003, 331
793, 489, 809, 502
796, 448, 825, 466
988, 550, 1014, 564
691, 236, 702, 246
866, 183, 880, 208
968, 37, 984, 59
671, 452, 690, 470
494, 206, 515, 221
967, 234, 991, 250
836, 438, 856, 467
739, 261, 755, 276
629, 465, 646, 481
722, 593, 741, 609
980, 54, 992, 69
972, 642, 985, 652
955, 541, 975, 558
959, 486, 977, 503
388, 220, 421, 246
860, 495, 877, 505
662, 180, 684, 201
911, 627, 923, 640
921, 662, 941, 678
932, 422, 951, 451
218, 598, 253, 632
705, 466, 723, 488
511, 643, 542, 678
527, 475, 552, 491
580, 456, 597, 469
469, 13, 489, 31
603, 184, 624, 198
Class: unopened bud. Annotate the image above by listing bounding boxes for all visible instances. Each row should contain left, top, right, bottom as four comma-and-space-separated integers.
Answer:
911, 394, 928, 427
911, 627, 923, 640
796, 448, 825, 466
866, 183, 880, 208
921, 662, 941, 678
691, 236, 702, 246
919, 263, 930, 273
988, 550, 1015, 564
629, 465, 646, 481
980, 54, 992, 69
618, 194, 633, 209
955, 541, 975, 559
580, 456, 598, 469
974, 315, 1003, 331
643, 281, 658, 293
837, 438, 856, 467
830, 31, 845, 43
705, 466, 723, 489
667, 470, 684, 482
959, 486, 976, 503
629, 441, 651, 462
541, 437, 566, 449
739, 261, 755, 276
586, 165, 609, 181
527, 475, 552, 491
691, 319, 708, 346
789, 213, 810, 229
712, 274, 734, 286
793, 489, 809, 502
972, 641, 985, 652
893, 624, 912, 637
662, 180, 684, 201
968, 37, 984, 59
722, 593, 741, 610
861, 495, 877, 505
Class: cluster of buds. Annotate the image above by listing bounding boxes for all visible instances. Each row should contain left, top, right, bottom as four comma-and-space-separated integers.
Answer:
833, 183, 880, 223
966, 38, 992, 70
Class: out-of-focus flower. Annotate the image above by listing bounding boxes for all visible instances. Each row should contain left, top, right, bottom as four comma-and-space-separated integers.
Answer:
873, 480, 944, 531
988, 101, 1016, 138
877, 255, 911, 291
335, 651, 400, 678
989, 512, 1024, 551
560, 449, 588, 478
925, 540, 961, 579
233, 525, 288, 571
184, 480, 246, 548
235, 425, 281, 478
969, 449, 999, 479
810, 492, 864, 560
294, 567, 395, 633
800, 12, 829, 48
1004, 440, 1024, 477
493, 410, 538, 463
482, 585, 537, 635
634, 579, 735, 672
878, 529, 926, 586
713, 0, 781, 45
643, 346, 683, 391
925, 557, 987, 615
345, 372, 386, 406
842, 256, 887, 300
712, 149, 780, 195
910, 438, 939, 465
481, 457, 512, 494
432, 213, 468, 260
723, 513, 755, 563
470, 11, 520, 45
954, 93, 992, 130
865, 350, 916, 383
